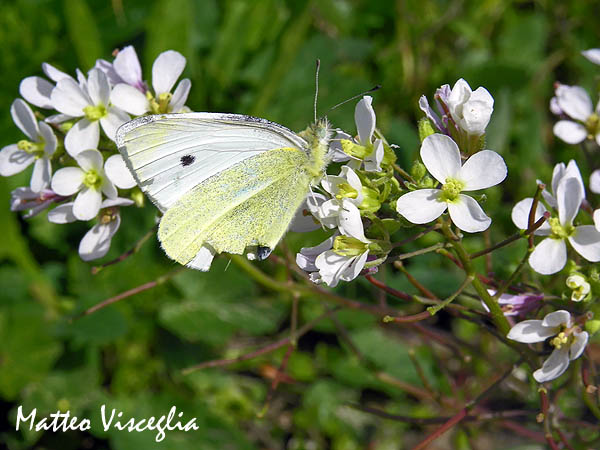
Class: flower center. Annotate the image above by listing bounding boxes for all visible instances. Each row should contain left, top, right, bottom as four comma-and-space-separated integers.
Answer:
100, 207, 118, 224
340, 139, 372, 159
332, 235, 369, 257
335, 182, 358, 201
549, 217, 575, 240
83, 169, 102, 190
585, 113, 600, 137
148, 91, 173, 114
17, 139, 45, 158
83, 104, 108, 121
438, 177, 465, 203
550, 325, 580, 349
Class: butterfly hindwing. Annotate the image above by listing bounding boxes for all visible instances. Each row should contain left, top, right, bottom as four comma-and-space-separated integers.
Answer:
158, 147, 311, 266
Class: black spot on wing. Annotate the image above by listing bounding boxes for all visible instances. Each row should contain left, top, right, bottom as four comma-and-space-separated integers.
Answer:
257, 246, 272, 261
180, 154, 195, 167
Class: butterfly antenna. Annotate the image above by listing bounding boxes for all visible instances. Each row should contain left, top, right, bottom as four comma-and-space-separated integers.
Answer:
314, 59, 320, 123
324, 85, 382, 116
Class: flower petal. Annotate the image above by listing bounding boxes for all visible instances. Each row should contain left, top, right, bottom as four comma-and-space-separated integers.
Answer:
338, 202, 367, 241
396, 189, 447, 224
65, 119, 99, 156
507, 320, 556, 343
364, 139, 384, 172
47, 202, 77, 224
569, 331, 589, 360
340, 250, 369, 283
290, 193, 326, 233
73, 187, 102, 220
51, 78, 90, 117
42, 62, 72, 82
542, 310, 571, 328
315, 250, 355, 288
529, 238, 567, 275
511, 197, 550, 235
0, 145, 35, 176
79, 217, 121, 261
38, 122, 58, 156
110, 83, 149, 115
553, 120, 587, 144
569, 225, 600, 262
448, 195, 491, 233
187, 245, 216, 271
459, 150, 507, 190
355, 95, 376, 145
100, 107, 130, 142
557, 177, 582, 226
582, 48, 600, 65
296, 235, 336, 272
418, 95, 444, 131
94, 59, 122, 86
594, 209, 600, 232
19, 76, 54, 109
51, 167, 84, 195
590, 170, 600, 194
169, 79, 191, 113
557, 85, 593, 121
533, 347, 571, 383
101, 197, 134, 208
87, 69, 110, 106
420, 134, 461, 183
30, 158, 51, 192
114, 45, 143, 87
75, 149, 104, 172
101, 179, 118, 200
105, 154, 136, 189
11, 99, 39, 140
152, 50, 186, 94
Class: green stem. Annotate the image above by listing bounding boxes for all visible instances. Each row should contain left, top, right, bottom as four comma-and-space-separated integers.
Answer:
427, 275, 474, 316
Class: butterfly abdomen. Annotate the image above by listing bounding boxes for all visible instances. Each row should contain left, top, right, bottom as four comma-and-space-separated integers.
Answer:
302, 118, 334, 184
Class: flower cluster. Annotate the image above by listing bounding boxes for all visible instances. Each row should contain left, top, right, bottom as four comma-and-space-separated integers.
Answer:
2, 47, 190, 260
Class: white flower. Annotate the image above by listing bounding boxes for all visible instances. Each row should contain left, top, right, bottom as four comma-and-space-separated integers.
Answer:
289, 193, 327, 233
541, 160, 585, 208
446, 79, 494, 136
331, 96, 384, 172
590, 170, 600, 194
110, 50, 191, 116
0, 99, 57, 191
296, 233, 370, 287
19, 62, 74, 109
552, 84, 600, 146
50, 149, 135, 220
566, 274, 590, 302
582, 48, 600, 65
396, 134, 507, 233
51, 68, 130, 156
507, 310, 588, 383
528, 177, 600, 275
594, 209, 600, 232
95, 46, 146, 92
49, 197, 134, 261
10, 187, 64, 218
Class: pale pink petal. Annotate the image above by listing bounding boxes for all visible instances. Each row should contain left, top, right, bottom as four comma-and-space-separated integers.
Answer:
0, 145, 35, 176
553, 120, 587, 144
47, 203, 77, 224
19, 76, 54, 109
110, 83, 149, 115
73, 187, 102, 220
459, 150, 507, 190
533, 347, 570, 382
447, 195, 491, 233
169, 79, 191, 113
79, 217, 121, 261
11, 99, 39, 140
51, 78, 90, 116
529, 238, 567, 275
113, 46, 142, 87
105, 154, 136, 189
557, 177, 583, 226
65, 119, 99, 157
507, 320, 556, 343
569, 225, 600, 262
30, 158, 51, 192
396, 189, 447, 224
152, 50, 186, 94
420, 134, 461, 184
51, 167, 84, 195
355, 95, 375, 145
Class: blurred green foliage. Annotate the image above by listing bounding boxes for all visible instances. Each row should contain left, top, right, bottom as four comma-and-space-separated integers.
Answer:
1, 0, 599, 448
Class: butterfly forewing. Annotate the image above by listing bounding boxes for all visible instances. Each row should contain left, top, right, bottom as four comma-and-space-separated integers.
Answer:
116, 113, 308, 212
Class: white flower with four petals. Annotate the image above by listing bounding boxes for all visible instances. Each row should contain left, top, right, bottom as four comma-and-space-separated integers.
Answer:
552, 84, 600, 146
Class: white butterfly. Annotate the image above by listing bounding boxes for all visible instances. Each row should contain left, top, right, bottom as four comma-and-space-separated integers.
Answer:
116, 112, 333, 271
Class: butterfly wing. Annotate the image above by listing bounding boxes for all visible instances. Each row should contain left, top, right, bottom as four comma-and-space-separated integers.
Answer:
116, 113, 311, 270
116, 112, 308, 212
